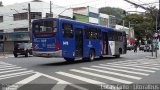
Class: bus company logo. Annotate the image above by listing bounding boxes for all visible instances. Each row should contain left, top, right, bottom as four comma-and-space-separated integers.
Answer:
63, 41, 69, 45
35, 44, 39, 49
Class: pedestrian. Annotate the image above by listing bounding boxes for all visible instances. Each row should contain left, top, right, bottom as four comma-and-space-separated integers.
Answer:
134, 43, 137, 52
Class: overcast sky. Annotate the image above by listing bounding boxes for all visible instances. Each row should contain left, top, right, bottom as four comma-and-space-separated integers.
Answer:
1, 0, 159, 12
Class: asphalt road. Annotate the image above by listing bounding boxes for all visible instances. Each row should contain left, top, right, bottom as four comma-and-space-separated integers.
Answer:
0, 50, 160, 90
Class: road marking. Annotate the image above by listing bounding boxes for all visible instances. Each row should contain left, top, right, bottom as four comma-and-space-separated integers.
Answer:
0, 68, 27, 74
0, 71, 34, 80
0, 62, 16, 66
81, 67, 141, 80
39, 72, 88, 90
91, 65, 149, 76
107, 63, 160, 70
51, 82, 68, 90
99, 64, 155, 73
110, 62, 160, 68
0, 70, 34, 79
111, 59, 160, 65
0, 67, 22, 71
0, 65, 18, 69
135, 64, 160, 68
110, 59, 145, 64
56, 71, 106, 84
6, 73, 42, 90
70, 69, 133, 84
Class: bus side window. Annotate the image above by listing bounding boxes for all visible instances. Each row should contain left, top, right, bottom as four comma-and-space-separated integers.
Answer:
108, 31, 114, 41
62, 23, 73, 38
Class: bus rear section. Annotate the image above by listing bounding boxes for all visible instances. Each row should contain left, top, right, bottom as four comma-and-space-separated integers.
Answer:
108, 30, 127, 57
32, 19, 62, 57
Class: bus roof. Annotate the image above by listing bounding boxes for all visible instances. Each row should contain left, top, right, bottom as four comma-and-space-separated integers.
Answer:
32, 18, 125, 33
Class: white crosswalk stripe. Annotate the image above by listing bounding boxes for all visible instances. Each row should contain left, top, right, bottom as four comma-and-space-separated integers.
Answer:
110, 59, 160, 65
70, 69, 133, 84
56, 71, 106, 84
1, 58, 160, 90
91, 65, 149, 76
0, 61, 35, 80
99, 64, 155, 73
107, 63, 160, 70
81, 67, 141, 80
55, 59, 160, 87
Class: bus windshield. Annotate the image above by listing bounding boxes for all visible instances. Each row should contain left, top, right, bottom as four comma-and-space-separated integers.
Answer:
33, 20, 57, 37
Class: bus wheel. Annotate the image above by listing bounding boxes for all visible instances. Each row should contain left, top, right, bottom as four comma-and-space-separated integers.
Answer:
14, 53, 18, 58
88, 49, 95, 61
64, 58, 74, 63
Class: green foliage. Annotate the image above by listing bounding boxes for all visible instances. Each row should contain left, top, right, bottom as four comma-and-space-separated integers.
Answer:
99, 6, 158, 43
99, 7, 126, 24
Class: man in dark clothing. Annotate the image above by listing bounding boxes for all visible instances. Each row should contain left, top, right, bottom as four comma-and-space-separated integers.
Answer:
134, 43, 137, 52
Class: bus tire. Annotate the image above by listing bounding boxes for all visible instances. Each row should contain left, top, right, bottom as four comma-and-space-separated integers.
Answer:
14, 53, 18, 58
88, 49, 95, 61
64, 58, 74, 63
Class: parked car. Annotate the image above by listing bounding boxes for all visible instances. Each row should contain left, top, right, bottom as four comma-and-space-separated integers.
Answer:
144, 44, 151, 52
13, 43, 32, 57
139, 45, 145, 51
127, 44, 134, 50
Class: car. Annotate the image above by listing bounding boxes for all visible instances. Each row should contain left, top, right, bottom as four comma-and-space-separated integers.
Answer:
139, 45, 145, 51
144, 44, 151, 52
127, 44, 134, 50
13, 43, 32, 57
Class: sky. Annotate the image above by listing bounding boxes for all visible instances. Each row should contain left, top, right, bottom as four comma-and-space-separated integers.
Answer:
0, 0, 159, 12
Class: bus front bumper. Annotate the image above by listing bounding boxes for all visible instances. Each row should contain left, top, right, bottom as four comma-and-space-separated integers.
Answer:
33, 50, 62, 57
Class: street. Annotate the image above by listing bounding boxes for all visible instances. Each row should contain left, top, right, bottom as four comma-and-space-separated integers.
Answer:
0, 50, 160, 90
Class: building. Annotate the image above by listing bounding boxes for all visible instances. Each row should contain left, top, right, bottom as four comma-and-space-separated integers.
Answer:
73, 6, 99, 24
109, 15, 116, 28
99, 13, 109, 27
0, 0, 73, 52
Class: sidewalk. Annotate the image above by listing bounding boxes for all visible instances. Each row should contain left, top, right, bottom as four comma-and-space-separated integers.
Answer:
0, 53, 14, 59
145, 50, 160, 59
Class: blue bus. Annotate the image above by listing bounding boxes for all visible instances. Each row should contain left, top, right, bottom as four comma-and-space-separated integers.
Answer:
32, 18, 127, 61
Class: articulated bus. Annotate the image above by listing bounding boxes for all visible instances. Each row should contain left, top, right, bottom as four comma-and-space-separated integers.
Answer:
32, 18, 127, 61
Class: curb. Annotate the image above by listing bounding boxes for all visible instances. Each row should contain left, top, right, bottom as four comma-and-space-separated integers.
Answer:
145, 56, 159, 59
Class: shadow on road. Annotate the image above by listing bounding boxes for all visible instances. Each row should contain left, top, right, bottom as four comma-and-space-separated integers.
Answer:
40, 56, 123, 66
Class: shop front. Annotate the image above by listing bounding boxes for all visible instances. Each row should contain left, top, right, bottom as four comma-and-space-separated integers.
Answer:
0, 32, 30, 53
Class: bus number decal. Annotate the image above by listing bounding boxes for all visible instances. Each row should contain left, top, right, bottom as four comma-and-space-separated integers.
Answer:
63, 41, 69, 45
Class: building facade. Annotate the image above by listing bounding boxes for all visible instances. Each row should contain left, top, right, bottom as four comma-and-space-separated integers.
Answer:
0, 1, 73, 52
99, 13, 109, 27
73, 6, 99, 24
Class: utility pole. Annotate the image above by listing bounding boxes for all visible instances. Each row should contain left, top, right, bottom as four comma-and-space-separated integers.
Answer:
129, 21, 131, 41
50, 1, 52, 17
28, 3, 32, 42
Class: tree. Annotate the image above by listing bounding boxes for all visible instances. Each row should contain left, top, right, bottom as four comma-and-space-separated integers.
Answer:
99, 7, 126, 25
123, 6, 158, 44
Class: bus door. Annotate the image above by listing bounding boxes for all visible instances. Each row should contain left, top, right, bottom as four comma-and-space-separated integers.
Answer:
102, 32, 108, 55
75, 28, 83, 57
